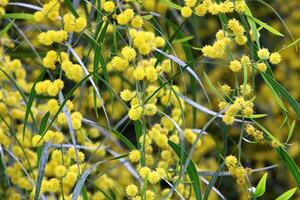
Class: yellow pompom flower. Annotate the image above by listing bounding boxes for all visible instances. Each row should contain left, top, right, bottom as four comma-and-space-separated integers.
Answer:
63, 13, 87, 32
229, 60, 242, 72
181, 6, 193, 17
121, 46, 136, 61
55, 165, 67, 178
47, 99, 59, 115
75, 17, 87, 32
144, 104, 157, 116
117, 9, 134, 25
269, 52, 281, 64
131, 16, 144, 28
133, 66, 145, 81
62, 61, 84, 82
103, 1, 115, 12
257, 48, 270, 60
120, 89, 136, 101
43, 50, 57, 70
148, 171, 161, 184
257, 62, 267, 72
31, 135, 43, 147
126, 184, 138, 197
129, 150, 141, 162
223, 114, 234, 125
139, 167, 151, 179
195, 4, 208, 16
225, 155, 238, 167
52, 131, 64, 144
184, 0, 197, 7
47, 79, 64, 96
71, 111, 83, 129
38, 30, 68, 46
145, 66, 158, 82
128, 106, 143, 120
111, 56, 129, 71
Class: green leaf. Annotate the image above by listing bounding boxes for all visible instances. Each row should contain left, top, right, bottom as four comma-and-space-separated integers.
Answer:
244, 4, 260, 48
275, 188, 297, 200
245, 14, 284, 37
35, 142, 51, 200
0, 20, 14, 37
169, 141, 202, 200
281, 37, 300, 50
262, 73, 300, 118
286, 120, 296, 143
173, 36, 194, 44
23, 69, 46, 139
142, 15, 153, 20
203, 72, 224, 101
64, 0, 79, 17
0, 13, 33, 20
108, 128, 136, 151
159, 0, 182, 10
262, 74, 287, 112
276, 147, 300, 189
255, 173, 268, 197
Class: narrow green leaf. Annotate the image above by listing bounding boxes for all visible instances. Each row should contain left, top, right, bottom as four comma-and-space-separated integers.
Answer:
276, 147, 300, 189
281, 37, 300, 50
245, 14, 284, 37
109, 128, 136, 150
262, 74, 287, 112
275, 188, 297, 200
173, 36, 194, 44
255, 173, 267, 197
0, 13, 33, 20
169, 141, 202, 200
262, 73, 300, 118
0, 20, 14, 37
159, 0, 182, 10
142, 15, 153, 20
23, 69, 46, 139
244, 4, 260, 48
203, 72, 224, 101
64, 0, 79, 17
35, 142, 51, 200
286, 120, 296, 143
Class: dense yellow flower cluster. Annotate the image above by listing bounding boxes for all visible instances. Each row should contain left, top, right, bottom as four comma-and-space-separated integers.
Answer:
33, 0, 60, 22
182, 0, 246, 17
38, 30, 68, 46
0, 0, 297, 199
222, 97, 254, 125
63, 13, 87, 32
225, 155, 252, 186
35, 79, 64, 96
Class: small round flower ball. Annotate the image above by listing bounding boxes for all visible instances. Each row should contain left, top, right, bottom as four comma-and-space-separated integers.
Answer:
32, 135, 43, 147
257, 48, 270, 60
55, 165, 67, 178
121, 46, 136, 61
257, 62, 267, 72
128, 106, 143, 120
229, 60, 242, 72
139, 167, 151, 179
148, 171, 161, 184
269, 52, 281, 64
185, 0, 197, 7
225, 155, 238, 167
129, 150, 141, 163
126, 184, 138, 197
131, 16, 144, 28
103, 1, 115, 12
181, 6, 192, 18
223, 114, 234, 125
